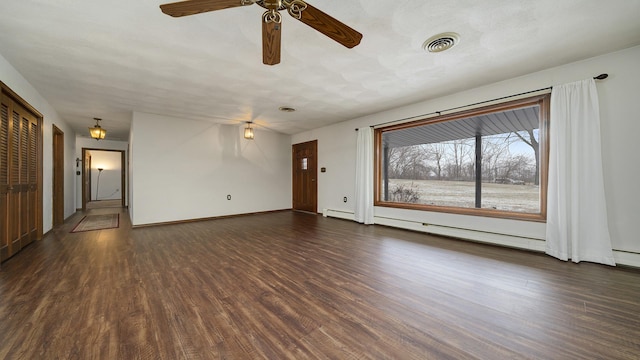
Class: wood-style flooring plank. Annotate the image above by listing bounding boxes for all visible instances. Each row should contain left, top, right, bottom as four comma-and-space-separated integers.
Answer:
1, 208, 639, 359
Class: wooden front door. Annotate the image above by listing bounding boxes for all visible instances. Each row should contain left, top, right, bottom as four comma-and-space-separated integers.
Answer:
1, 89, 41, 262
292, 140, 317, 213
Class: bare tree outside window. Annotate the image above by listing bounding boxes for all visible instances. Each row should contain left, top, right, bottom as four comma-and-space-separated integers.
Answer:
376, 94, 549, 221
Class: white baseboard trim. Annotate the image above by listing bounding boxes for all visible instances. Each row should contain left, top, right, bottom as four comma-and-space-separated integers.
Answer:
322, 208, 355, 221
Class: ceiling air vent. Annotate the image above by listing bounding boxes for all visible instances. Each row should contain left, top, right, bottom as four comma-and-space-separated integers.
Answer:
423, 32, 460, 53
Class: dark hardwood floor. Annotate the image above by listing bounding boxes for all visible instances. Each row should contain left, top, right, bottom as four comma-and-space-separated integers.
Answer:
86, 199, 123, 209
1, 208, 639, 359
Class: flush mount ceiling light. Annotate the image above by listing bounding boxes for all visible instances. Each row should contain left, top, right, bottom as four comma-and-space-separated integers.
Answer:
423, 32, 460, 53
244, 122, 255, 140
89, 117, 106, 140
279, 106, 296, 112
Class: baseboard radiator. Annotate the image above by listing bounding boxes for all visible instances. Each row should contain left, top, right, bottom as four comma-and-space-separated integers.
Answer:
322, 208, 356, 221
374, 216, 546, 252
323, 208, 544, 251
322, 208, 640, 268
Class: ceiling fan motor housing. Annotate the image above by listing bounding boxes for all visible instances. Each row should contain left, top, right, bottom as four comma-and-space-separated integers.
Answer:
263, 0, 282, 10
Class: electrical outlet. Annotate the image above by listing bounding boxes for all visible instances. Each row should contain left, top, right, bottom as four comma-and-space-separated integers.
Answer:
343, 197, 348, 203
227, 195, 231, 200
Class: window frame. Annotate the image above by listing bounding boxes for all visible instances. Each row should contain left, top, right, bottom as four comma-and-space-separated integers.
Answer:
374, 94, 550, 222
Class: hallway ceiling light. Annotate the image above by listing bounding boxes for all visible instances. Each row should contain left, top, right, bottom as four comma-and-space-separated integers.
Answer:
89, 118, 107, 140
244, 122, 255, 140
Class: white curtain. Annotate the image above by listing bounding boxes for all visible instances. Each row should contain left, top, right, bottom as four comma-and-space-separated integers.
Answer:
355, 127, 374, 224
546, 79, 615, 265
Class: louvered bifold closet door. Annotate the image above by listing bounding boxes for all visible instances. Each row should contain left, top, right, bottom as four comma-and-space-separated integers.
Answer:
0, 97, 9, 261
19, 115, 30, 245
27, 118, 38, 241
8, 103, 23, 254
1, 90, 41, 262
4, 99, 36, 258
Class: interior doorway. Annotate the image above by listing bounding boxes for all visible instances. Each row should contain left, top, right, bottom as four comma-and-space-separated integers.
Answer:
81, 148, 126, 211
292, 140, 318, 213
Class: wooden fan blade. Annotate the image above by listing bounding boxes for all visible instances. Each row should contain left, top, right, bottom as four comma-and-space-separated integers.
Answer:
262, 19, 282, 65
296, 3, 362, 48
160, 0, 249, 18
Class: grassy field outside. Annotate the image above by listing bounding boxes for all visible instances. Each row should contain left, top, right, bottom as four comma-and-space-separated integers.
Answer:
388, 179, 540, 213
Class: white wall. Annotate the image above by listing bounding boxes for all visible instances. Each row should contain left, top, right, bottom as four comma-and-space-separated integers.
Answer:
130, 112, 292, 226
75, 137, 129, 208
292, 45, 640, 261
1, 53, 77, 231
293, 120, 359, 216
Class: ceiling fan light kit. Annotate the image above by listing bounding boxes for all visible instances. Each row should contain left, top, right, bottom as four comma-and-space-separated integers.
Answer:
160, 0, 363, 65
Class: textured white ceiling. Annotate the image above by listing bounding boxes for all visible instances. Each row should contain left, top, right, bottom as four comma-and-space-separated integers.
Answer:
1, 0, 640, 140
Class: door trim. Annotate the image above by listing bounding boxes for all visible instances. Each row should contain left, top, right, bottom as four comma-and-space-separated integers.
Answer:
81, 148, 126, 210
52, 125, 64, 226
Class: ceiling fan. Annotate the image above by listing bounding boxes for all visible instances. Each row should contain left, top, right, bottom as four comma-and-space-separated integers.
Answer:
159, 0, 363, 65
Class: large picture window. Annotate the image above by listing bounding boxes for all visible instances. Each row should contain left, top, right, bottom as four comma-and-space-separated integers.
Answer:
375, 94, 550, 221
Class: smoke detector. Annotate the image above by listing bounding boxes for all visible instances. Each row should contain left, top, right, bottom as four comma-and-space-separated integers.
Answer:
423, 32, 460, 53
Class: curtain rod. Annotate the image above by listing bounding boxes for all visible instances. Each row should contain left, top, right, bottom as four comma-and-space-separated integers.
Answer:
356, 73, 608, 131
